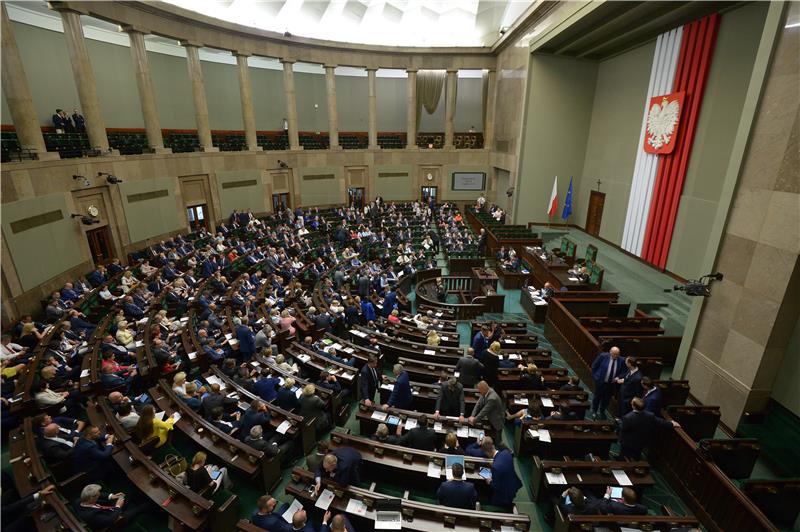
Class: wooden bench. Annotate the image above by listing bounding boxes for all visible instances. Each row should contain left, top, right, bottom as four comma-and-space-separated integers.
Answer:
531, 456, 654, 502
514, 419, 617, 458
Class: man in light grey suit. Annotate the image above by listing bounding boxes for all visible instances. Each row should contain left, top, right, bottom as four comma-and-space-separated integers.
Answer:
468, 381, 504, 442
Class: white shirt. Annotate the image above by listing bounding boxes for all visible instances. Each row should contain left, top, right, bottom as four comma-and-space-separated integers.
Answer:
1, 342, 25, 360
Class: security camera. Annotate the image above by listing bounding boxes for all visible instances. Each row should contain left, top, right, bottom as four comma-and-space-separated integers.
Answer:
98, 172, 122, 184
506, 187, 515, 198
72, 174, 91, 187
278, 160, 289, 169
71, 214, 100, 226
499, 26, 509, 35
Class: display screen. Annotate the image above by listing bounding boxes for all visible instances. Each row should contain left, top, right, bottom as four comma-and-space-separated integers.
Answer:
452, 172, 486, 191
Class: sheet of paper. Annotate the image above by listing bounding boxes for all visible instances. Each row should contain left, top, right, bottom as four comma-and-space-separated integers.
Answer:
276, 420, 292, 434
515, 397, 529, 406
155, 411, 165, 421
538, 429, 552, 443
187, 351, 197, 360
225, 333, 233, 340
343, 347, 355, 354
501, 526, 517, 532
171, 412, 181, 423
435, 312, 443, 317
456, 426, 469, 438
371, 411, 388, 421
329, 343, 343, 350
503, 339, 516, 344
545, 471, 568, 485
135, 340, 145, 348
427, 462, 442, 478
295, 388, 303, 399
346, 498, 368, 516
527, 428, 539, 439
297, 354, 311, 363
534, 300, 548, 306
541, 397, 554, 408
404, 418, 418, 430
433, 422, 445, 433
281, 498, 303, 522
453, 371, 460, 378
468, 428, 484, 439
508, 353, 521, 360
423, 349, 436, 355
440, 336, 449, 341
352, 330, 367, 338
568, 277, 580, 282
380, 383, 394, 391
612, 469, 633, 486
80, 369, 90, 378
315, 489, 335, 510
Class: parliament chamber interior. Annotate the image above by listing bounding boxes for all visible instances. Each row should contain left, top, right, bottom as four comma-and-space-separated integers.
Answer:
0, 0, 798, 531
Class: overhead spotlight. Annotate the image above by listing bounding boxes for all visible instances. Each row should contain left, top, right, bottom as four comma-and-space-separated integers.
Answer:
72, 174, 91, 187
499, 26, 509, 35
278, 160, 289, 169
98, 172, 123, 184
283, 31, 292, 38
70, 214, 100, 226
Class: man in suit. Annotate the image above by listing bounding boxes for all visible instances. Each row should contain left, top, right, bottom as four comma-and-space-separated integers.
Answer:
359, 355, 381, 405
251, 494, 293, 532
590, 346, 626, 419
1, 482, 55, 532
482, 436, 522, 510
39, 422, 76, 461
383, 363, 412, 410
434, 377, 465, 420
471, 326, 490, 363
382, 289, 397, 317
74, 483, 146, 529
455, 348, 483, 388
618, 397, 679, 460
320, 512, 356, 532
615, 356, 642, 418
290, 508, 317, 532
71, 109, 86, 132
239, 399, 271, 442
468, 381, 504, 440
275, 378, 301, 411
122, 296, 145, 320
559, 486, 605, 515
200, 383, 237, 419
87, 266, 107, 288
395, 414, 437, 451
641, 377, 662, 416
602, 486, 648, 515
235, 319, 257, 361
314, 447, 362, 493
73, 426, 115, 482
253, 369, 280, 403
437, 462, 477, 509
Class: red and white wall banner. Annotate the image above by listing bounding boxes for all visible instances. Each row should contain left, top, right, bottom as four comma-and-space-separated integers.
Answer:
621, 13, 720, 268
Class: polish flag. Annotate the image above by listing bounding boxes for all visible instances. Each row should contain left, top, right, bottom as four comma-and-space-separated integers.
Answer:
546, 176, 558, 218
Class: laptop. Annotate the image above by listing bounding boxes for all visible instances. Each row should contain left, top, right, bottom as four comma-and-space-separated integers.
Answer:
374, 498, 402, 530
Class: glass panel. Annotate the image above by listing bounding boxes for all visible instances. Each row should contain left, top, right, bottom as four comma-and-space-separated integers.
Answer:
196, 207, 204, 221
187, 208, 195, 222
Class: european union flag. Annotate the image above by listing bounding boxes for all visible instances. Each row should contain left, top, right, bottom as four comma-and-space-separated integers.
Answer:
562, 176, 573, 220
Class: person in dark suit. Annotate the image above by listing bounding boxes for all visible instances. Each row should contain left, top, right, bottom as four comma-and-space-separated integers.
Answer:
320, 511, 356, 532
300, 384, 330, 435
74, 483, 146, 529
483, 436, 522, 510
559, 375, 582, 392
559, 486, 605, 515
290, 508, 317, 532
235, 319, 257, 360
383, 363, 412, 410
520, 364, 545, 390
1, 482, 55, 532
590, 347, 626, 419
239, 400, 270, 442
434, 377, 465, 420
71, 109, 86, 132
275, 378, 301, 411
199, 383, 237, 419
471, 326, 490, 363
615, 356, 642, 418
371, 423, 399, 445
209, 407, 240, 435
618, 397, 679, 460
437, 462, 477, 509
469, 381, 504, 440
359, 355, 381, 405
73, 426, 115, 482
395, 414, 437, 451
39, 422, 76, 461
314, 446, 362, 493
251, 494, 292, 532
456, 348, 483, 388
602, 486, 648, 515
253, 369, 280, 402
641, 377, 662, 416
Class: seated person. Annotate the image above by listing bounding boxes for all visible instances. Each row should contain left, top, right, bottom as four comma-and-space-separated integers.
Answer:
133, 404, 175, 447
559, 486, 604, 515
437, 462, 477, 509
251, 494, 293, 532
185, 451, 232, 493
395, 414, 437, 451
506, 404, 543, 426
208, 406, 240, 435
602, 486, 647, 515
371, 423, 398, 445
74, 484, 146, 529
438, 431, 465, 455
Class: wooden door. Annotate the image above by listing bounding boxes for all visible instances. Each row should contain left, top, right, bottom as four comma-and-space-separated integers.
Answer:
86, 226, 114, 265
186, 204, 208, 231
585, 190, 605, 236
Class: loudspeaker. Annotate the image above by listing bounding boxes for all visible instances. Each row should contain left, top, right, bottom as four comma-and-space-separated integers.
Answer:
506, 187, 515, 197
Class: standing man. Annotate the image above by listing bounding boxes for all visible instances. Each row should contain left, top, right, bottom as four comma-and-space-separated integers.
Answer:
615, 356, 642, 418
471, 326, 490, 364
437, 462, 477, 509
235, 318, 257, 361
477, 228, 488, 256
618, 397, 679, 460
359, 355, 381, 406
641, 377, 662, 416
72, 109, 86, 132
455, 348, 483, 389
383, 364, 412, 410
481, 436, 522, 511
468, 381, 504, 441
590, 346, 625, 420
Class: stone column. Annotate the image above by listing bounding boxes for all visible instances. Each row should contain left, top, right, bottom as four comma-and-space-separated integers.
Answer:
483, 69, 497, 151
235, 52, 261, 151
1, 4, 56, 160
367, 68, 379, 149
182, 42, 217, 152
55, 7, 114, 153
444, 69, 458, 149
281, 59, 301, 150
324, 64, 340, 150
124, 27, 169, 153
406, 68, 418, 150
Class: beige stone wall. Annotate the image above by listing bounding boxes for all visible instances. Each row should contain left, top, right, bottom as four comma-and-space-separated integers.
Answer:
684, 3, 800, 428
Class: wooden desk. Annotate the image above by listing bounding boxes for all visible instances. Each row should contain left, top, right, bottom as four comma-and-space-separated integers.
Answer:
504, 390, 591, 418
514, 419, 617, 458
531, 457, 654, 501
554, 505, 699, 532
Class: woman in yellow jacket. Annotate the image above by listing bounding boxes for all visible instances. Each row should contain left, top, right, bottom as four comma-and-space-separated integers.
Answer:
133, 404, 176, 447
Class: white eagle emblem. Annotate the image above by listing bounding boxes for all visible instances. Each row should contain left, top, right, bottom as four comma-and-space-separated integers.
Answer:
646, 97, 680, 150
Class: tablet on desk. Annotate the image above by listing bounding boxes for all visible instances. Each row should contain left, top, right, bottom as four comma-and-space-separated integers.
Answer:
478, 467, 492, 480
210, 469, 222, 480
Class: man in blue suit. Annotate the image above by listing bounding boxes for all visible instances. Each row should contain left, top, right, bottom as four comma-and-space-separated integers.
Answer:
437, 462, 477, 509
641, 377, 663, 416
483, 436, 521, 510
382, 289, 397, 317
87, 266, 107, 287
615, 356, 642, 418
122, 296, 145, 319
359, 355, 382, 405
314, 446, 362, 493
383, 363, 412, 410
618, 397, 679, 460
250, 494, 292, 532
253, 370, 280, 403
590, 346, 626, 419
471, 326, 490, 363
73, 426, 115, 482
235, 319, 257, 361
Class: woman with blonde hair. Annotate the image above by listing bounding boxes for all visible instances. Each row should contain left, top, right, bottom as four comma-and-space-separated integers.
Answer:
439, 431, 464, 455
426, 329, 441, 346
299, 384, 329, 435
120, 270, 138, 293
278, 309, 296, 336
387, 309, 401, 324
115, 321, 136, 348
18, 322, 43, 349
185, 451, 232, 493
172, 372, 188, 397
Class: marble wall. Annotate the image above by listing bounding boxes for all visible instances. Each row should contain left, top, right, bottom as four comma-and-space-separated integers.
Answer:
684, 2, 800, 428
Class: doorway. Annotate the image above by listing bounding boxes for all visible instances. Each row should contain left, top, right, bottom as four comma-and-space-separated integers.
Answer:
186, 204, 208, 231
272, 193, 290, 213
86, 226, 114, 265
348, 187, 365, 209
421, 186, 438, 204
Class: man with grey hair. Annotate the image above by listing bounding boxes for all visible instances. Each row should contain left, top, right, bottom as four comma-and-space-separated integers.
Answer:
468, 381, 504, 441
382, 363, 412, 410
590, 346, 626, 420
75, 483, 146, 528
